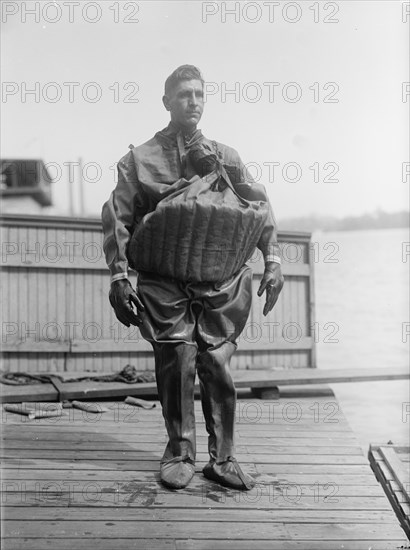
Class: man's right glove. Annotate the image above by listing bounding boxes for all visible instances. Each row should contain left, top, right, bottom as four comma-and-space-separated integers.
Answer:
109, 279, 145, 327
257, 262, 284, 316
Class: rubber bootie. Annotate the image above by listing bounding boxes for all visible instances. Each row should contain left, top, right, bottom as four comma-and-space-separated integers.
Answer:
160, 456, 195, 489
203, 456, 255, 491
197, 344, 237, 462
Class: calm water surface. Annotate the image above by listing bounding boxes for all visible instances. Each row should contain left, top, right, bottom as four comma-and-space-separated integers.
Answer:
312, 228, 409, 448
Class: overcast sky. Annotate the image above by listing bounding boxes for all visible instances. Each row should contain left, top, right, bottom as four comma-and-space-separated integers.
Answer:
1, 0, 408, 220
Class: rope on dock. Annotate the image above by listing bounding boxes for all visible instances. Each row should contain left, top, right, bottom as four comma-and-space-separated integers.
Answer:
0, 364, 155, 386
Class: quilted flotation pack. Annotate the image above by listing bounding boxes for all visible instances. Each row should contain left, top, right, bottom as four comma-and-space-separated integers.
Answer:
127, 167, 268, 283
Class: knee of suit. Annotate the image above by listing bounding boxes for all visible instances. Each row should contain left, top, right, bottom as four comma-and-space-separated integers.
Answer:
154, 342, 198, 373
196, 348, 236, 390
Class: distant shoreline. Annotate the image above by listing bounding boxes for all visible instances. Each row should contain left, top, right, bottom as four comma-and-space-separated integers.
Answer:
279, 210, 409, 233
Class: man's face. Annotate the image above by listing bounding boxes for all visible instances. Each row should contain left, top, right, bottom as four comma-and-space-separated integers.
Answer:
163, 79, 204, 131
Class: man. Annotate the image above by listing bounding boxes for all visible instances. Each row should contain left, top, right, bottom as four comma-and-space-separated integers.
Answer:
102, 65, 284, 491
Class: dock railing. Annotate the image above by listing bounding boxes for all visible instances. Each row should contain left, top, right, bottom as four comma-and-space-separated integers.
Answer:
1, 214, 315, 373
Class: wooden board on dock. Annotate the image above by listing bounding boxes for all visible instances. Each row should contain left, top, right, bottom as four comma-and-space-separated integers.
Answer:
1, 396, 407, 549
1, 366, 409, 404
368, 444, 410, 537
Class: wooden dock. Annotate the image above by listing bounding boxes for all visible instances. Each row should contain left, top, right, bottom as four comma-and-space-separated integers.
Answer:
369, 444, 410, 538
1, 393, 408, 549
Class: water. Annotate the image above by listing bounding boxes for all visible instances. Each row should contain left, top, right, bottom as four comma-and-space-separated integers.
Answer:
312, 227, 409, 449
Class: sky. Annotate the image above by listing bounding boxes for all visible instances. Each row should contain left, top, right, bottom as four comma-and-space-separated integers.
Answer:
1, 0, 409, 220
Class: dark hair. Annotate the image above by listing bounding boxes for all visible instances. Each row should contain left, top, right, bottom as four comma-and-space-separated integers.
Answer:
164, 65, 204, 96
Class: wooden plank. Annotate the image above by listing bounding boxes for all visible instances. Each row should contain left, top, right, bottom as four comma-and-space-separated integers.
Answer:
47, 375, 69, 402
1, 414, 351, 429
0, 430, 354, 442
1, 340, 70, 353
0, 384, 59, 403
232, 366, 410, 386
176, 540, 408, 550
2, 366, 408, 403
1, 441, 363, 456
379, 446, 410, 501
1, 406, 347, 422
0, 421, 353, 435
0, 507, 399, 523
0, 494, 395, 510
1, 430, 359, 444
1, 520, 403, 540
0, 459, 373, 475
0, 479, 383, 497
1, 436, 359, 448
1, 427, 358, 440
1, 469, 376, 486
0, 539, 406, 550
368, 444, 410, 537
0, 449, 368, 464
255, 462, 377, 475
0, 422, 354, 435
0, 402, 345, 418
0, 539, 176, 550
285, 522, 406, 540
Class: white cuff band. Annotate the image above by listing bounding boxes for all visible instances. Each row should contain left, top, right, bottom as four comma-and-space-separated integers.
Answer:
111, 272, 129, 283
265, 255, 282, 265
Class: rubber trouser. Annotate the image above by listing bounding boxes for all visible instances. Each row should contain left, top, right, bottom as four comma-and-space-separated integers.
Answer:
137, 266, 253, 464
153, 341, 237, 463
153, 342, 197, 462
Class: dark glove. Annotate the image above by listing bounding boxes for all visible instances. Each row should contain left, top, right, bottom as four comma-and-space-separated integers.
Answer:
109, 279, 145, 327
257, 263, 284, 316
188, 145, 219, 177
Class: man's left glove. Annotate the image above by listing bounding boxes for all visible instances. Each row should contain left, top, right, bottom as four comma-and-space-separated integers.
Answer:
257, 263, 284, 316
109, 279, 145, 327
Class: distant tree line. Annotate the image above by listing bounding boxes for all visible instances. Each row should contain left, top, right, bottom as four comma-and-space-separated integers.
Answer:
279, 210, 409, 232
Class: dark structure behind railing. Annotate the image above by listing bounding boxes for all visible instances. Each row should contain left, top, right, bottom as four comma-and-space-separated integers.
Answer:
0, 214, 316, 373
0, 160, 53, 206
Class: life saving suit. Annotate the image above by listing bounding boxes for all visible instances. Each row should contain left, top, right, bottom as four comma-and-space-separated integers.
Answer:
102, 122, 280, 490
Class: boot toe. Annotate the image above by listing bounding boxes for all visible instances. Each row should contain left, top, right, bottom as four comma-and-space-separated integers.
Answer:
203, 457, 255, 491
160, 458, 195, 489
